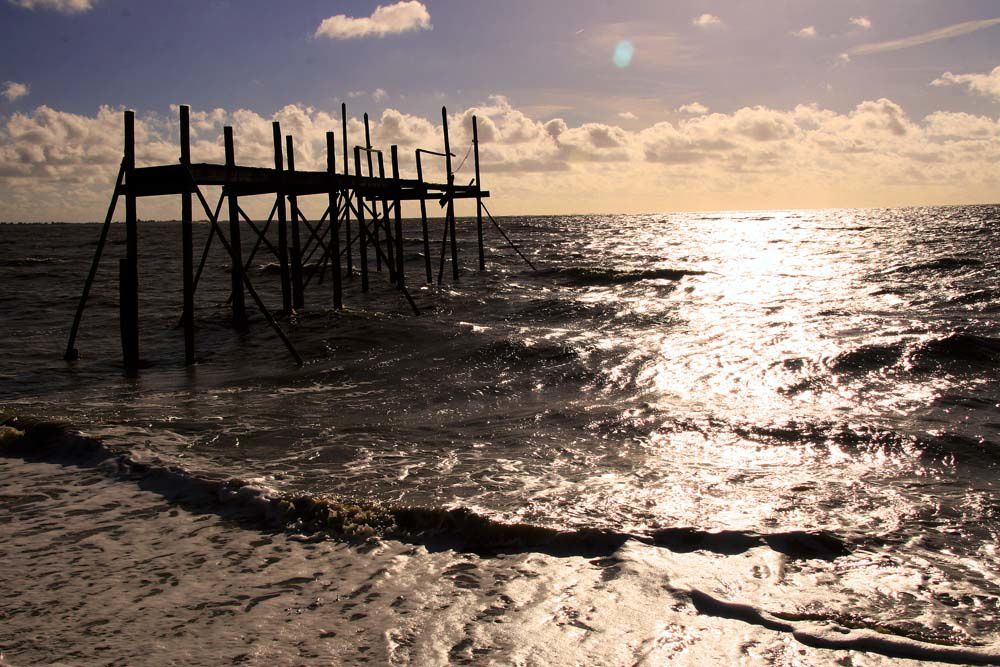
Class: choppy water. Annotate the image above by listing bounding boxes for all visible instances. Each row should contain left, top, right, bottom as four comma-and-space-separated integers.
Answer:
2, 206, 999, 665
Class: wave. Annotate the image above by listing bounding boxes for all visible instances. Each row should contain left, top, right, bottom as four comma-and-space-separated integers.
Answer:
1, 419, 852, 561
885, 256, 984, 275
687, 589, 1000, 665
2, 256, 67, 267
470, 339, 581, 365
537, 266, 706, 286
912, 333, 1000, 365
827, 333, 1000, 375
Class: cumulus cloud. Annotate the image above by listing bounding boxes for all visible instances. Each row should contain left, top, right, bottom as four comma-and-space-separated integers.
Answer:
846, 18, 1000, 57
932, 65, 1000, 102
618, 111, 637, 120
792, 26, 817, 38
676, 102, 709, 115
372, 88, 387, 102
2, 81, 29, 102
1, 95, 999, 220
849, 16, 872, 30
692, 14, 721, 28
8, 0, 93, 12
315, 1, 431, 40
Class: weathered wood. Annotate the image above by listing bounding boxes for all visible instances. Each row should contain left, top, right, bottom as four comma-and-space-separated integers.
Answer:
64, 162, 123, 361
354, 146, 369, 293
286, 135, 305, 310
482, 200, 536, 271
376, 150, 396, 281
191, 194, 224, 296
122, 110, 139, 374
342, 104, 353, 279
184, 165, 302, 366
363, 114, 381, 273
473, 115, 485, 271
414, 151, 432, 283
225, 126, 247, 326
443, 107, 459, 281
125, 163, 484, 199
327, 131, 342, 309
272, 122, 292, 313
180, 106, 196, 363
119, 258, 138, 376
391, 146, 405, 287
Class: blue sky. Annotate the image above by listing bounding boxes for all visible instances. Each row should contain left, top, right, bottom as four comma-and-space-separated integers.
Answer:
1, 1, 998, 219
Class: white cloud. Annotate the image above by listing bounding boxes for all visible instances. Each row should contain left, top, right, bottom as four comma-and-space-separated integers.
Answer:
793, 26, 817, 38
2, 81, 29, 102
2, 96, 999, 219
932, 65, 1000, 102
676, 102, 709, 115
8, 0, 93, 12
849, 16, 872, 30
617, 111, 637, 120
692, 14, 721, 28
846, 18, 1000, 57
315, 1, 431, 40
372, 88, 388, 102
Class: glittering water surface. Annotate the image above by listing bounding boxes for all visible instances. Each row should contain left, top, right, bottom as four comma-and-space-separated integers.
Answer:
1, 206, 999, 664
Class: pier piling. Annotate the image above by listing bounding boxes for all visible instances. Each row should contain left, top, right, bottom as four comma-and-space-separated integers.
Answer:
67, 103, 506, 372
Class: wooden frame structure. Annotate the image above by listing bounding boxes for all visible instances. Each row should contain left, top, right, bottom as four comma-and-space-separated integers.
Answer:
62, 104, 537, 375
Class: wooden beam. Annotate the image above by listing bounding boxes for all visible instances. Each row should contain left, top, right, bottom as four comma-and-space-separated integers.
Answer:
286, 135, 305, 310
327, 131, 342, 310
272, 122, 292, 313
121, 109, 139, 375
225, 126, 247, 326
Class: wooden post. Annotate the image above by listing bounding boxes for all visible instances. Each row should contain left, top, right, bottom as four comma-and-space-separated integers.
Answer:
473, 115, 485, 271
363, 113, 381, 273
224, 126, 247, 326
341, 103, 352, 279
390, 145, 404, 287
121, 110, 139, 375
179, 106, 196, 363
286, 135, 305, 309
327, 131, 342, 310
376, 150, 396, 281
415, 152, 432, 283
354, 146, 369, 292
442, 107, 459, 281
272, 122, 292, 313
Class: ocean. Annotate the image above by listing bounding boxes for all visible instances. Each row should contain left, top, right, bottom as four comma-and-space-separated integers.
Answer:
1, 206, 999, 665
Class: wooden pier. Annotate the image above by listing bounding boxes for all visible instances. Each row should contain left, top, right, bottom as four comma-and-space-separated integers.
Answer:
64, 104, 531, 375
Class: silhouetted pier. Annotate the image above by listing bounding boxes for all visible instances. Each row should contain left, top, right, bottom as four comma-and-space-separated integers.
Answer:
65, 104, 532, 374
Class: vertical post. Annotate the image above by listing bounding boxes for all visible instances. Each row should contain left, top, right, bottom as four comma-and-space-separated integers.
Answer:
327, 131, 342, 310
121, 109, 139, 375
272, 122, 292, 313
391, 145, 404, 287
376, 151, 396, 282
473, 115, 485, 271
286, 135, 305, 309
354, 146, 369, 292
363, 114, 381, 272
224, 126, 247, 326
442, 106, 459, 281
179, 105, 195, 364
341, 103, 352, 279
415, 152, 432, 283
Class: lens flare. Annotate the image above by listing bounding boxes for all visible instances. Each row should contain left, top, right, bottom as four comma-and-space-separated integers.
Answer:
613, 40, 635, 68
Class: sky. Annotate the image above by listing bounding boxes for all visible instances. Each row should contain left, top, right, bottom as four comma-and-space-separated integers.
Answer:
0, 0, 998, 220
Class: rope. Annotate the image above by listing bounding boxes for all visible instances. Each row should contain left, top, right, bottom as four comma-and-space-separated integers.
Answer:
453, 141, 473, 175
